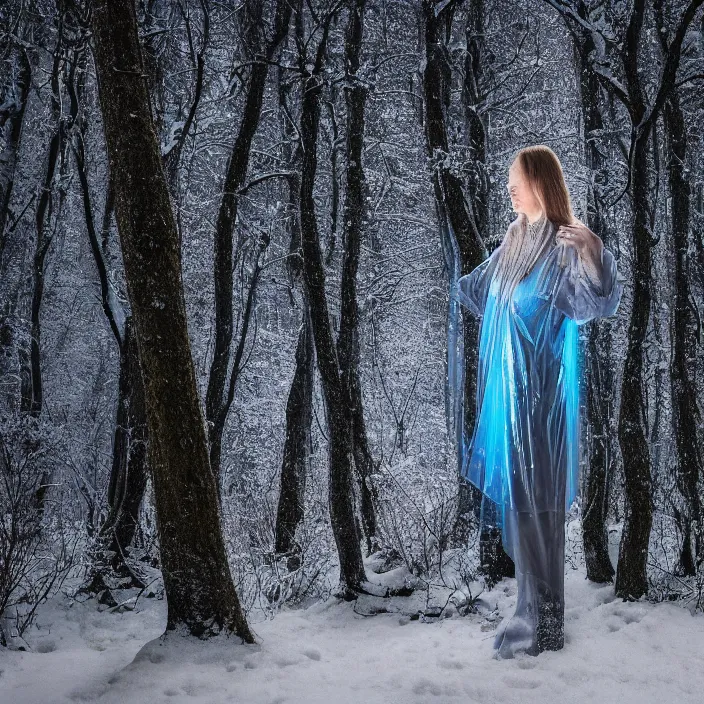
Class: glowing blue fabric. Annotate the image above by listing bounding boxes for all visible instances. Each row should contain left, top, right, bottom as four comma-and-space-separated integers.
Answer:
450, 218, 624, 657
452, 225, 622, 538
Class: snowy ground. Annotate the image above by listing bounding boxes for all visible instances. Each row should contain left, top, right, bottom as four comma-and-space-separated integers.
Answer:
2, 557, 703, 704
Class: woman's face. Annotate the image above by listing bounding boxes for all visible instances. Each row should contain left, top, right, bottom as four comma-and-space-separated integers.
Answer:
507, 160, 542, 217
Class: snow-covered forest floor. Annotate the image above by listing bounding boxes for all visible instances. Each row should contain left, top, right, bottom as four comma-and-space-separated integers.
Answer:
2, 545, 703, 704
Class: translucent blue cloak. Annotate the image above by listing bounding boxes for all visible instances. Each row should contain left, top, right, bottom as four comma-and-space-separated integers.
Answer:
451, 217, 624, 657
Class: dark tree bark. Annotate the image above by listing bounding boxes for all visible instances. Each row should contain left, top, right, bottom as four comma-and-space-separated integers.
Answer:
80, 199, 149, 585
336, 0, 380, 557
79, 2, 208, 581
162, 2, 209, 194
570, 7, 616, 585
421, 1, 484, 265
91, 0, 253, 639
324, 99, 341, 266
0, 38, 31, 262
615, 117, 654, 602
22, 8, 75, 514
274, 57, 313, 558
421, 0, 513, 583
658, 8, 704, 574
206, 0, 292, 479
101, 318, 148, 571
0, 298, 17, 413
275, 307, 314, 556
26, 13, 71, 419
614, 0, 701, 600
298, 13, 368, 596
212, 229, 271, 495
83, 318, 149, 598
461, 0, 490, 247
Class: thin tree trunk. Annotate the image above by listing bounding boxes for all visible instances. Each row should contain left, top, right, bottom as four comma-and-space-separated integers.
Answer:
545, 0, 703, 605
210, 230, 270, 493
298, 17, 367, 596
663, 85, 703, 575
275, 307, 314, 555
274, 57, 313, 557
27, 21, 69, 418
613, 0, 655, 600
615, 127, 653, 600
24, 12, 73, 513
574, 29, 616, 584
206, 0, 291, 478
101, 317, 148, 572
67, 36, 149, 590
91, 0, 253, 639
336, 0, 380, 557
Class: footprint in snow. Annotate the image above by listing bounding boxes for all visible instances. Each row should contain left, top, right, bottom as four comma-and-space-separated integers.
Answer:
437, 658, 464, 670
412, 677, 442, 696
503, 674, 541, 689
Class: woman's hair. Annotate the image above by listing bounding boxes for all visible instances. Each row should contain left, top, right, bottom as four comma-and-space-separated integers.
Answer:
492, 145, 576, 305
515, 145, 574, 228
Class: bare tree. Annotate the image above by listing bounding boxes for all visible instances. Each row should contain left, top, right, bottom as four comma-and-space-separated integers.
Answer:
67, 33, 149, 592
337, 0, 381, 556
90, 0, 253, 639
205, 0, 292, 481
296, 1, 371, 597
656, 0, 704, 575
274, 44, 313, 557
555, 0, 619, 584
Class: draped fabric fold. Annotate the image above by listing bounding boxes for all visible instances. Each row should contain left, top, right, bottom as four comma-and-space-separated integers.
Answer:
450, 216, 624, 657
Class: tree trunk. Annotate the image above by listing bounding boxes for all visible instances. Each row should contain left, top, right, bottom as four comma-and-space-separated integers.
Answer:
615, 128, 653, 600
574, 31, 616, 584
336, 0, 380, 557
664, 86, 703, 575
27, 32, 68, 418
274, 51, 314, 559
275, 307, 314, 555
91, 0, 253, 639
69, 37, 149, 589
206, 0, 291, 478
546, 0, 703, 605
100, 316, 148, 573
23, 15, 73, 513
210, 230, 271, 494
298, 22, 367, 595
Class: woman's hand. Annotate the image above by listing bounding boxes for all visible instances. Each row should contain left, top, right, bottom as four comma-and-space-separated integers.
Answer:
556, 222, 604, 286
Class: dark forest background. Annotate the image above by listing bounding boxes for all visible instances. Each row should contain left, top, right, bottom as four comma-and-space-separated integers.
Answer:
1, 0, 703, 643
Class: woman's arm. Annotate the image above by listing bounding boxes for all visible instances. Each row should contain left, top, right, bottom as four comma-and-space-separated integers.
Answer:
553, 224, 624, 324
451, 243, 503, 318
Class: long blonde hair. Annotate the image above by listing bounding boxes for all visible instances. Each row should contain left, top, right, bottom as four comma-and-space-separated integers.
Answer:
493, 145, 576, 304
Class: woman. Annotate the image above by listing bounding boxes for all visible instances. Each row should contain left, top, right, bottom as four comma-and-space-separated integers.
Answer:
452, 145, 623, 658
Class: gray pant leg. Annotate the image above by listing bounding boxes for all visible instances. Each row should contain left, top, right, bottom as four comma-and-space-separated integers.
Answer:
493, 504, 565, 657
